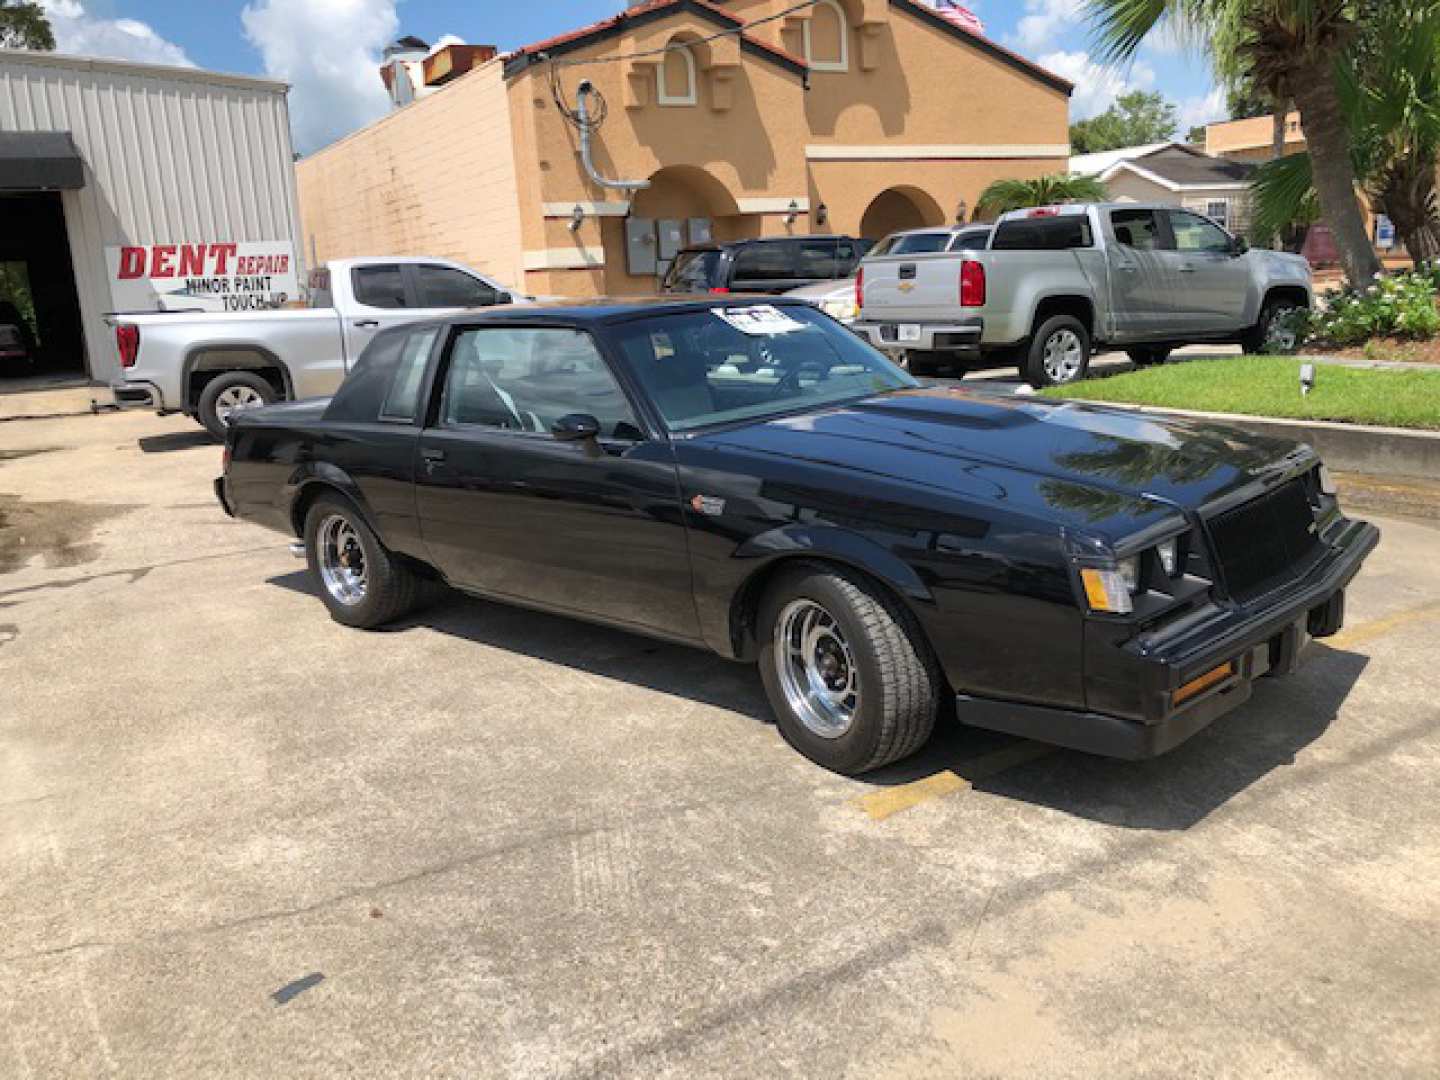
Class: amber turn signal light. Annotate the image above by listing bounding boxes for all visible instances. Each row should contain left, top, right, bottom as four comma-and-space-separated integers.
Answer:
1172, 661, 1236, 707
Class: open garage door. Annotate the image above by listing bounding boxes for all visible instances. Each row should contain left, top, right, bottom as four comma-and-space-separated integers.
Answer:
0, 193, 87, 380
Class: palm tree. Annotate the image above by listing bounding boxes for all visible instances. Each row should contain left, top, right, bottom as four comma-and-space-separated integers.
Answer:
975, 174, 1109, 218
1085, 0, 1383, 285
1252, 1, 1440, 262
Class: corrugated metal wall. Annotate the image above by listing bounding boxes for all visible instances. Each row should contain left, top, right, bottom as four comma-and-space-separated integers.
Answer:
0, 49, 301, 381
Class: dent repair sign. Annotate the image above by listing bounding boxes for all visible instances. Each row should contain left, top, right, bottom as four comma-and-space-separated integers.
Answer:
105, 242, 300, 313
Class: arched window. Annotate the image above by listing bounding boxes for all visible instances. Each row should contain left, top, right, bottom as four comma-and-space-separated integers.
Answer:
657, 42, 697, 106
804, 0, 848, 72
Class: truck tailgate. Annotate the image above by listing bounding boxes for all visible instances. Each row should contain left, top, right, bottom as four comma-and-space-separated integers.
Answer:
862, 254, 958, 322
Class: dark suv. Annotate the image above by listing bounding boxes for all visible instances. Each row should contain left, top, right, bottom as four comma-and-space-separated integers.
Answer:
662, 236, 871, 295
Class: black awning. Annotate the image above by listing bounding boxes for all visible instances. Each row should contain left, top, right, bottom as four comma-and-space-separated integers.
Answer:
0, 131, 85, 191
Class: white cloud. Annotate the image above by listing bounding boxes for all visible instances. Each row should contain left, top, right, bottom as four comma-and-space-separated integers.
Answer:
1039, 50, 1156, 121
40, 0, 193, 67
1011, 0, 1086, 54
1178, 86, 1227, 136
242, 0, 402, 155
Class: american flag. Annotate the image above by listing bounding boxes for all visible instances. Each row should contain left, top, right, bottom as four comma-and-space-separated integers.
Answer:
926, 0, 985, 36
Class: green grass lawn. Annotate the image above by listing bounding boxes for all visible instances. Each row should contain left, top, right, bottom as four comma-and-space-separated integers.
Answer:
1040, 357, 1440, 431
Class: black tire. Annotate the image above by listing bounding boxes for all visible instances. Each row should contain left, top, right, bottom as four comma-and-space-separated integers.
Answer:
1242, 297, 1304, 355
303, 495, 419, 629
901, 349, 948, 377
1127, 347, 1171, 367
1022, 315, 1091, 388
196, 371, 276, 440
757, 563, 940, 776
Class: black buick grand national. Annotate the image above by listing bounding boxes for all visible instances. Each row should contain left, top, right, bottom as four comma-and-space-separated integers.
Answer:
217, 299, 1378, 775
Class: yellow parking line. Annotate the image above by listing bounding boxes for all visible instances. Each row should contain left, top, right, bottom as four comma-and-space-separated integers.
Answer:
853, 741, 1055, 822
1325, 601, 1440, 652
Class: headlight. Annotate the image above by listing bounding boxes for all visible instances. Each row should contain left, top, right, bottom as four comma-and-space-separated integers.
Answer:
822, 299, 858, 321
1080, 567, 1134, 614
1156, 537, 1179, 577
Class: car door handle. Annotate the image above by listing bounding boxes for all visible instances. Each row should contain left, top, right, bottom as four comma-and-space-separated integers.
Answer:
420, 448, 446, 463
1116, 263, 1138, 273
1177, 264, 1197, 273
353, 319, 380, 328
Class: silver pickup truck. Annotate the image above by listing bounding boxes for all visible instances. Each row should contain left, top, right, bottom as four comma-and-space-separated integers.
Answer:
109, 256, 534, 437
854, 203, 1313, 387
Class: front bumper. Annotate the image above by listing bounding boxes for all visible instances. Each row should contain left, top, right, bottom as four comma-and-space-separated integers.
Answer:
854, 317, 983, 354
956, 517, 1381, 759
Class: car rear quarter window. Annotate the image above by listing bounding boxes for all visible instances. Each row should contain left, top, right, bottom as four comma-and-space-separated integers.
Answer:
731, 243, 793, 284
324, 325, 413, 422
379, 328, 440, 422
664, 249, 723, 292
352, 264, 408, 308
991, 216, 1094, 250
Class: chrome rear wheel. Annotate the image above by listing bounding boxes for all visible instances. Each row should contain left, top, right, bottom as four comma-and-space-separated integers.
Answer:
317, 513, 367, 606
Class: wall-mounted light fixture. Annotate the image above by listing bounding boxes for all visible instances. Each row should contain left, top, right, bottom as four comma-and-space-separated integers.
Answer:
785, 199, 800, 226
569, 204, 585, 232
815, 202, 828, 227
954, 198, 968, 224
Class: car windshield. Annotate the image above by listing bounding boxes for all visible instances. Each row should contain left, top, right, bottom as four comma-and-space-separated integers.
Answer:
869, 231, 952, 257
613, 303, 917, 432
663, 250, 722, 292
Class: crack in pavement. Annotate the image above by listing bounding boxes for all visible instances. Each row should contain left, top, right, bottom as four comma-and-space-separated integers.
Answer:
0, 545, 277, 606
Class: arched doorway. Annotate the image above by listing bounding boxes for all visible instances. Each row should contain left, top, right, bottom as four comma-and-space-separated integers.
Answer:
630, 164, 740, 221
859, 186, 946, 241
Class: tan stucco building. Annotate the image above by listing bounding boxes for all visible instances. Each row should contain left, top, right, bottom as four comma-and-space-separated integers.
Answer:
296, 0, 1072, 297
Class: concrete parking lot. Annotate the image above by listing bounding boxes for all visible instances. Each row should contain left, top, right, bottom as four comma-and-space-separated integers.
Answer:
3, 407, 1439, 1079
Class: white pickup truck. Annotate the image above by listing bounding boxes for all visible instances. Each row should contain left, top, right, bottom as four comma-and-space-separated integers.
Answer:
854, 202, 1313, 386
109, 256, 535, 437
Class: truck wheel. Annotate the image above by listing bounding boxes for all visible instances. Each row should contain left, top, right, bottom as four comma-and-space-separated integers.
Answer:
197, 371, 276, 440
1127, 347, 1171, 367
758, 563, 939, 776
1243, 298, 1304, 354
1023, 315, 1091, 388
304, 495, 419, 629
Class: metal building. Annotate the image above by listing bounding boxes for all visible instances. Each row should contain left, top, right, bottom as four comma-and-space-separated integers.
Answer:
0, 49, 302, 384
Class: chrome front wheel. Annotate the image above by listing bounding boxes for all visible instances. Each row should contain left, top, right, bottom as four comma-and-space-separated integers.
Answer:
774, 598, 860, 739
1042, 328, 1085, 383
317, 513, 367, 606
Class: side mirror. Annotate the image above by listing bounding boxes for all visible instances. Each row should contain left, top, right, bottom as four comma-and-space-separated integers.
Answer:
1232, 236, 1249, 256
552, 413, 601, 442
493, 291, 513, 306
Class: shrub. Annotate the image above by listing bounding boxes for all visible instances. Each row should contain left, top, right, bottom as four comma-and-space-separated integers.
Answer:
1307, 270, 1440, 347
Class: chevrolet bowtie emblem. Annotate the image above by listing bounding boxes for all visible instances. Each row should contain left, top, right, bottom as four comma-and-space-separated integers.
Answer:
898, 281, 915, 292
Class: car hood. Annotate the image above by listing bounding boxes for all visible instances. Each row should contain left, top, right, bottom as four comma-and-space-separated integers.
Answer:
700, 388, 1307, 540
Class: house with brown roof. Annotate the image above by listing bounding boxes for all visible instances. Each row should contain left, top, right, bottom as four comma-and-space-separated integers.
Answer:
296, 0, 1072, 296
1084, 143, 1258, 237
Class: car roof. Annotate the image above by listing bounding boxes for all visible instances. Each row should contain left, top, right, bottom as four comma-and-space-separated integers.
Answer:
396, 295, 819, 329
677, 235, 854, 253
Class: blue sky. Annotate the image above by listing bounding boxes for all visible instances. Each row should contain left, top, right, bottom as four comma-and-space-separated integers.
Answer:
40, 1, 1225, 153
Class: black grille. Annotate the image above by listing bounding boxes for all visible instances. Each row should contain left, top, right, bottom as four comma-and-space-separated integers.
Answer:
1207, 479, 1322, 601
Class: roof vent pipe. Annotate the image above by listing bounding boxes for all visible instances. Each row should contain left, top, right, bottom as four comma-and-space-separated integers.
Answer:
576, 80, 650, 192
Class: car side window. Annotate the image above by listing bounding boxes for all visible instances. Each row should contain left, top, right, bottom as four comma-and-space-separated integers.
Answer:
731, 245, 789, 284
796, 239, 839, 279
379, 327, 438, 422
1110, 209, 1166, 252
441, 328, 642, 439
415, 264, 499, 308
352, 264, 408, 308
1170, 211, 1233, 254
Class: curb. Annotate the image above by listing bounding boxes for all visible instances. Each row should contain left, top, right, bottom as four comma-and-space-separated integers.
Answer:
1055, 401, 1440, 482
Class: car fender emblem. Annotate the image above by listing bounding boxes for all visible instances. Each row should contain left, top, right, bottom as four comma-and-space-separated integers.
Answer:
690, 494, 726, 516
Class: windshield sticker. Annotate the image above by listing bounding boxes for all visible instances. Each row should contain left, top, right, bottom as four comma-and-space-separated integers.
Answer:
712, 305, 807, 336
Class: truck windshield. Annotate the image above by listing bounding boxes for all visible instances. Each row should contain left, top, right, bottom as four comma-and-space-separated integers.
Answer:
613, 303, 917, 432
